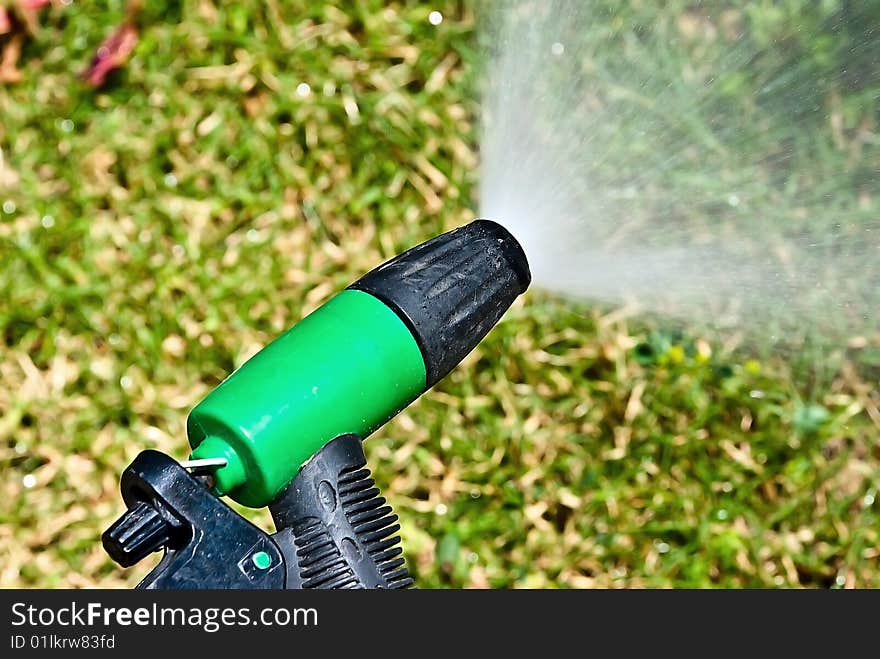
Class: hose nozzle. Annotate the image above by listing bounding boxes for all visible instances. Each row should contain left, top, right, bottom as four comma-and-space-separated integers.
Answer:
187, 219, 531, 507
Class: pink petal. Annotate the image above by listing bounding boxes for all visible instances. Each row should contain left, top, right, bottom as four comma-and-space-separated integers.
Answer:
20, 0, 52, 9
83, 23, 138, 87
0, 8, 11, 35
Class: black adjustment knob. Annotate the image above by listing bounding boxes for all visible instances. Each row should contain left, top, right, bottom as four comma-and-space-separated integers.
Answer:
102, 501, 173, 567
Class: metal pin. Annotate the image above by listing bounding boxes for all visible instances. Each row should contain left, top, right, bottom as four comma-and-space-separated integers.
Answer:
179, 457, 228, 472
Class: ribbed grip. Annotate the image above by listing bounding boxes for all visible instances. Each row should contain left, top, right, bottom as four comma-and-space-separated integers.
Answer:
269, 434, 413, 589
350, 219, 531, 387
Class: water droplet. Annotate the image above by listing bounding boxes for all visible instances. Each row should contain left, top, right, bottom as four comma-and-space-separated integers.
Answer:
727, 193, 740, 207
835, 573, 846, 587
3, 200, 16, 214
164, 173, 178, 187
296, 82, 311, 98
40, 214, 55, 228
468, 552, 479, 563
428, 10, 443, 26
109, 333, 122, 346
247, 229, 260, 242
864, 491, 875, 507
435, 503, 448, 515
721, 482, 733, 493
120, 375, 133, 389
551, 42, 565, 56
22, 474, 37, 489
773, 575, 785, 586
656, 541, 670, 554
470, 488, 481, 499
60, 119, 75, 133
749, 390, 765, 399
716, 508, 729, 520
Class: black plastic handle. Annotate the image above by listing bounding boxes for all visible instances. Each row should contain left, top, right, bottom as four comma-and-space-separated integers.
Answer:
269, 434, 413, 589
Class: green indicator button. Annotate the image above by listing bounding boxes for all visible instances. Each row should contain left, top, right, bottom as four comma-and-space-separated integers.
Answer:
251, 551, 272, 570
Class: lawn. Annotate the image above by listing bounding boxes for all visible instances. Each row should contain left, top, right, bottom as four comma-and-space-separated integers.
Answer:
1, 0, 878, 588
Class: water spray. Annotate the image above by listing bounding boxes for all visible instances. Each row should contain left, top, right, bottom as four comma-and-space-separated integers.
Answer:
102, 220, 530, 589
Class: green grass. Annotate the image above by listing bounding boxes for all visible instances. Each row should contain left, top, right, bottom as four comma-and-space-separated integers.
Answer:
1, 1, 878, 588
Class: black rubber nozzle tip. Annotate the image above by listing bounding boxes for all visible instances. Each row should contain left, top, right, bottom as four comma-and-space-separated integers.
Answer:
474, 219, 531, 292
350, 219, 531, 387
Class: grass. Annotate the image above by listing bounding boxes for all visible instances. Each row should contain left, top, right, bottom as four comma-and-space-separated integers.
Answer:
1, 0, 878, 588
